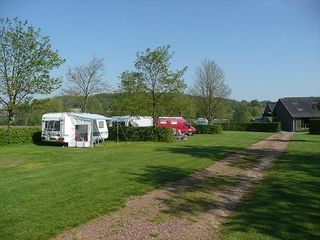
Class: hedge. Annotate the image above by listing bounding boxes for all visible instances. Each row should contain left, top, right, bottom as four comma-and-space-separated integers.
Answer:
0, 127, 41, 145
108, 126, 173, 142
195, 125, 223, 134
0, 126, 173, 145
214, 122, 281, 132
309, 119, 320, 134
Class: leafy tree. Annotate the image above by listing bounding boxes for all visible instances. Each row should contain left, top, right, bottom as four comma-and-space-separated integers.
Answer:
134, 45, 187, 120
13, 97, 66, 126
0, 17, 64, 127
159, 93, 196, 118
86, 96, 105, 115
249, 106, 262, 117
232, 104, 252, 122
113, 71, 149, 115
192, 59, 231, 124
63, 56, 109, 113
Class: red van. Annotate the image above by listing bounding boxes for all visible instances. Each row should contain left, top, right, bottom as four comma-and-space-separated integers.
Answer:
156, 117, 196, 135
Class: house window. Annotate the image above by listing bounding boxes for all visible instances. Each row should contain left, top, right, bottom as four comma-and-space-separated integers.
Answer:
98, 120, 104, 129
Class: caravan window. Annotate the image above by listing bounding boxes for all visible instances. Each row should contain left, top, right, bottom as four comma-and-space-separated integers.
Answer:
98, 120, 105, 129
45, 121, 61, 131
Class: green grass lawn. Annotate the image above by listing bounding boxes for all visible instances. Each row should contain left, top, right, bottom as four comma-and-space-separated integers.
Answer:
0, 131, 270, 240
221, 133, 320, 240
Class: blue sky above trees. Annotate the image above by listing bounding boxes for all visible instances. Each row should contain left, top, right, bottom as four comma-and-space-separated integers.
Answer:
1, 0, 319, 101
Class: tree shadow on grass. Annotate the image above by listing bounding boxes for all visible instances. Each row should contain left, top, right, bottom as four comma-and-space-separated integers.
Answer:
222, 151, 320, 240
125, 165, 194, 189
124, 144, 249, 189
157, 145, 241, 161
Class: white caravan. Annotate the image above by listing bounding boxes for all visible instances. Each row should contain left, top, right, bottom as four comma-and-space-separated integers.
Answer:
111, 116, 153, 127
41, 112, 110, 147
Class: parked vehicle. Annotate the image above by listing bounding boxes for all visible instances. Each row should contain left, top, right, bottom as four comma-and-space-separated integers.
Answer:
41, 112, 111, 147
111, 116, 153, 127
195, 118, 209, 125
156, 117, 196, 135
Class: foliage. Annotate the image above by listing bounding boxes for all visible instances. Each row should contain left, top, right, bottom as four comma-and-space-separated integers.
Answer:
0, 17, 64, 127
231, 104, 252, 122
217, 122, 281, 132
1, 97, 67, 126
119, 45, 187, 120
309, 119, 320, 134
192, 59, 231, 123
63, 56, 109, 112
108, 126, 173, 142
0, 127, 40, 144
156, 93, 196, 118
0, 132, 271, 239
195, 124, 223, 134
113, 71, 150, 115
221, 133, 320, 240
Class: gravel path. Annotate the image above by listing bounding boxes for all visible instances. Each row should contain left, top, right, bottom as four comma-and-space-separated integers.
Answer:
54, 132, 292, 240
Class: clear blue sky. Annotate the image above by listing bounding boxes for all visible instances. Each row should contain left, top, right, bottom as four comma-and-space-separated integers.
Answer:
1, 0, 319, 101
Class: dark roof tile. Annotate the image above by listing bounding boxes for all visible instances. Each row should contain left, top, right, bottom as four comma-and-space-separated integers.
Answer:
279, 97, 320, 118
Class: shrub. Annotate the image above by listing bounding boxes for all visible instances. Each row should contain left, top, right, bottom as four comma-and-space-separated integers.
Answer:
309, 119, 320, 134
219, 123, 251, 131
195, 125, 223, 134
248, 122, 281, 132
108, 126, 173, 142
0, 127, 41, 144
215, 122, 281, 132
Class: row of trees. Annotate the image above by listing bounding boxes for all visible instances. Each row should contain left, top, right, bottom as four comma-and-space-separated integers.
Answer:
0, 93, 267, 126
0, 17, 234, 127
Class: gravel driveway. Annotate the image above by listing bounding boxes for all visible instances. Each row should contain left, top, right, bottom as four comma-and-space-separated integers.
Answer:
54, 132, 292, 240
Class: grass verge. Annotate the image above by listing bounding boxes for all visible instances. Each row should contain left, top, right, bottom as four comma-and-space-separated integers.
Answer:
220, 133, 320, 240
0, 131, 271, 240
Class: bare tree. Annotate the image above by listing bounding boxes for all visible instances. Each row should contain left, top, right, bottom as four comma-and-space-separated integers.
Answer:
63, 57, 109, 112
192, 59, 231, 124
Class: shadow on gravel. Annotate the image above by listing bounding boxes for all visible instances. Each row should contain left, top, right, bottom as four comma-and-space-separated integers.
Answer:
158, 174, 237, 219
264, 139, 318, 143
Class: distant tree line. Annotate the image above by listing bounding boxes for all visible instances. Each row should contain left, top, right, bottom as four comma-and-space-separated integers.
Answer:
0, 17, 267, 127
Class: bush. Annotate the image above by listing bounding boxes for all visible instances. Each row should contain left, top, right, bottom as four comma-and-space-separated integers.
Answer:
247, 122, 281, 132
195, 125, 223, 134
309, 119, 320, 134
215, 122, 281, 132
219, 123, 251, 131
0, 127, 41, 144
108, 126, 173, 142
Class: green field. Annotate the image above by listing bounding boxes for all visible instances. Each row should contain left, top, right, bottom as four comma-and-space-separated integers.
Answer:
0, 131, 271, 240
221, 133, 320, 240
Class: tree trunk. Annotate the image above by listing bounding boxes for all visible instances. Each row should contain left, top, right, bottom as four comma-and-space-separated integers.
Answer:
151, 92, 156, 124
7, 108, 14, 129
83, 96, 88, 113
